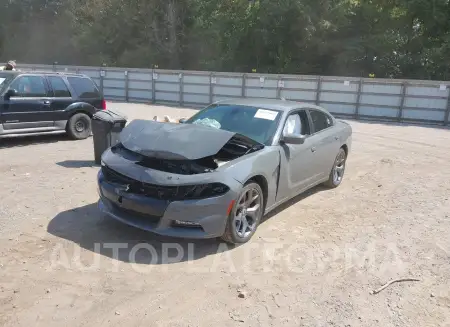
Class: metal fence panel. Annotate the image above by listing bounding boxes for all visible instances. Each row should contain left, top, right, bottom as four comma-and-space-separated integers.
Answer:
157, 72, 180, 83
246, 77, 278, 88
360, 94, 401, 107
320, 92, 357, 103
321, 80, 359, 92
156, 92, 179, 102
184, 84, 209, 94
103, 88, 126, 99
404, 97, 447, 110
402, 109, 445, 121
215, 76, 242, 87
321, 103, 356, 115
281, 90, 316, 101
11, 63, 450, 125
212, 95, 241, 102
407, 85, 447, 97
184, 74, 211, 84
362, 83, 402, 94
103, 79, 125, 88
155, 82, 179, 92
128, 71, 152, 81
105, 71, 124, 79
129, 80, 152, 90
283, 79, 317, 90
183, 94, 210, 104
246, 88, 277, 98
129, 90, 152, 100
359, 105, 399, 118
214, 86, 241, 97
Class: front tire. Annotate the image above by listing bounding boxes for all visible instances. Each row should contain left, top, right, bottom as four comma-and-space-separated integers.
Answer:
66, 113, 92, 140
324, 147, 347, 188
221, 182, 264, 244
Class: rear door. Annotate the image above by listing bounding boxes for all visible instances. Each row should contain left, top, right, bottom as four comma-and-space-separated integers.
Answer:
66, 76, 103, 109
46, 75, 75, 124
307, 109, 341, 178
1, 75, 53, 130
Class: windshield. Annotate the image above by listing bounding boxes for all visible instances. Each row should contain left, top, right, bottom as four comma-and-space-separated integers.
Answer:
185, 104, 282, 145
0, 73, 13, 94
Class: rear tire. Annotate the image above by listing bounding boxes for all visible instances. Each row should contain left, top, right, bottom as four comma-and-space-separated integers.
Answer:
324, 147, 347, 188
66, 113, 91, 140
221, 182, 264, 244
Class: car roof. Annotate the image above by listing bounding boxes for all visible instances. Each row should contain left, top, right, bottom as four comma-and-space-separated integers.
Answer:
0, 70, 89, 78
215, 98, 329, 114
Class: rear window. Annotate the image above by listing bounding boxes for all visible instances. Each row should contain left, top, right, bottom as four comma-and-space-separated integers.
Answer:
67, 77, 100, 99
48, 76, 72, 97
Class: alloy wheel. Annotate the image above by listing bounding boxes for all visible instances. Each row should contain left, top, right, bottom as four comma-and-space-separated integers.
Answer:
333, 150, 346, 185
234, 187, 262, 238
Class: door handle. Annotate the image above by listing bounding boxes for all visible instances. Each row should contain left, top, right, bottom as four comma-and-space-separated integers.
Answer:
43, 100, 51, 105
311, 147, 316, 153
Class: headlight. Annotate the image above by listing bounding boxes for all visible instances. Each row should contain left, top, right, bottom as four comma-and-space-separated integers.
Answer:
182, 183, 230, 199
100, 159, 106, 167
141, 182, 230, 201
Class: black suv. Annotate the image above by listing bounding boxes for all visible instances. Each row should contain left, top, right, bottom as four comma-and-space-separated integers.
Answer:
0, 71, 106, 140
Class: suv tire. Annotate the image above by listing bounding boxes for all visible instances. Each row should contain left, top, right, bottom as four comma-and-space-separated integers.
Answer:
67, 113, 92, 140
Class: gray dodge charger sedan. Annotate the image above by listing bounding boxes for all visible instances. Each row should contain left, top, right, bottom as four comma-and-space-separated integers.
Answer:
97, 99, 352, 244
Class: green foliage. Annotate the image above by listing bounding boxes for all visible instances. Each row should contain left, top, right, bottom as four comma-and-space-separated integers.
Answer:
1, 0, 450, 79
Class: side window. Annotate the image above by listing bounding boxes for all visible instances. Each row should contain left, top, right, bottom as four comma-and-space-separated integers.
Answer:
283, 110, 311, 136
9, 76, 48, 97
67, 77, 100, 99
309, 110, 332, 133
48, 76, 71, 97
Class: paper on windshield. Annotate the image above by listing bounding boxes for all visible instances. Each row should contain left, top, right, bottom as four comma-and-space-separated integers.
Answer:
254, 109, 278, 121
0, 78, 6, 85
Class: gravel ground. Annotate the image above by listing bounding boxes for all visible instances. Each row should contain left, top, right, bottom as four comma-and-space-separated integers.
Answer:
0, 102, 449, 327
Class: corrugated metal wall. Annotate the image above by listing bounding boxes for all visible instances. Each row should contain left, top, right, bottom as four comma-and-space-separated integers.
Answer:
18, 64, 450, 125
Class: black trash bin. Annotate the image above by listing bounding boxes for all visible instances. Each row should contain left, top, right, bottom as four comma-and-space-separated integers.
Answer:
92, 110, 127, 164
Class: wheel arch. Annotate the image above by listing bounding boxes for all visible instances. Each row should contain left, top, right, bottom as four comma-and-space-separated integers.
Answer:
245, 174, 268, 211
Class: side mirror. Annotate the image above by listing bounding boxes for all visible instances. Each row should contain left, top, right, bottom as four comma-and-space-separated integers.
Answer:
282, 134, 306, 145
4, 89, 18, 100
178, 118, 187, 124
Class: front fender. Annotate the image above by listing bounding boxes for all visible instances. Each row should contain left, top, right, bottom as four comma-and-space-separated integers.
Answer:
221, 147, 280, 210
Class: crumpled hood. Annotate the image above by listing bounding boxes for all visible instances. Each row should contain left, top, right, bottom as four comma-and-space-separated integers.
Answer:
119, 119, 237, 160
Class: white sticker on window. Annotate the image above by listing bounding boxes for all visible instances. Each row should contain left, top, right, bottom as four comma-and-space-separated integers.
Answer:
254, 109, 278, 121
0, 78, 5, 85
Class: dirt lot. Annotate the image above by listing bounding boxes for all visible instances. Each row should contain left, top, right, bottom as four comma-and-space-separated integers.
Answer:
0, 102, 449, 327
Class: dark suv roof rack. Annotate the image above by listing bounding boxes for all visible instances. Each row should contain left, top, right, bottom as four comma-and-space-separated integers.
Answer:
15, 70, 86, 77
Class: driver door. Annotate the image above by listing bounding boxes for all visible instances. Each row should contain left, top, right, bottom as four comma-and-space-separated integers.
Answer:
277, 110, 318, 201
1, 75, 53, 130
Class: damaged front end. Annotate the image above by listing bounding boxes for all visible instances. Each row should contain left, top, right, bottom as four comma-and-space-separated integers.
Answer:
114, 119, 265, 175
97, 120, 265, 237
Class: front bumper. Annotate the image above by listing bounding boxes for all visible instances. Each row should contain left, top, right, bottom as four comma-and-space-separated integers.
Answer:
97, 170, 240, 239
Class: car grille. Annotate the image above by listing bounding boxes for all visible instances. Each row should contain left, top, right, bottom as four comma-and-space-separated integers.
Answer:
102, 165, 137, 185
101, 165, 227, 201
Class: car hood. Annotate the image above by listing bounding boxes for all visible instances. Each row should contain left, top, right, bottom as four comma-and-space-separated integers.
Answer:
119, 119, 259, 160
